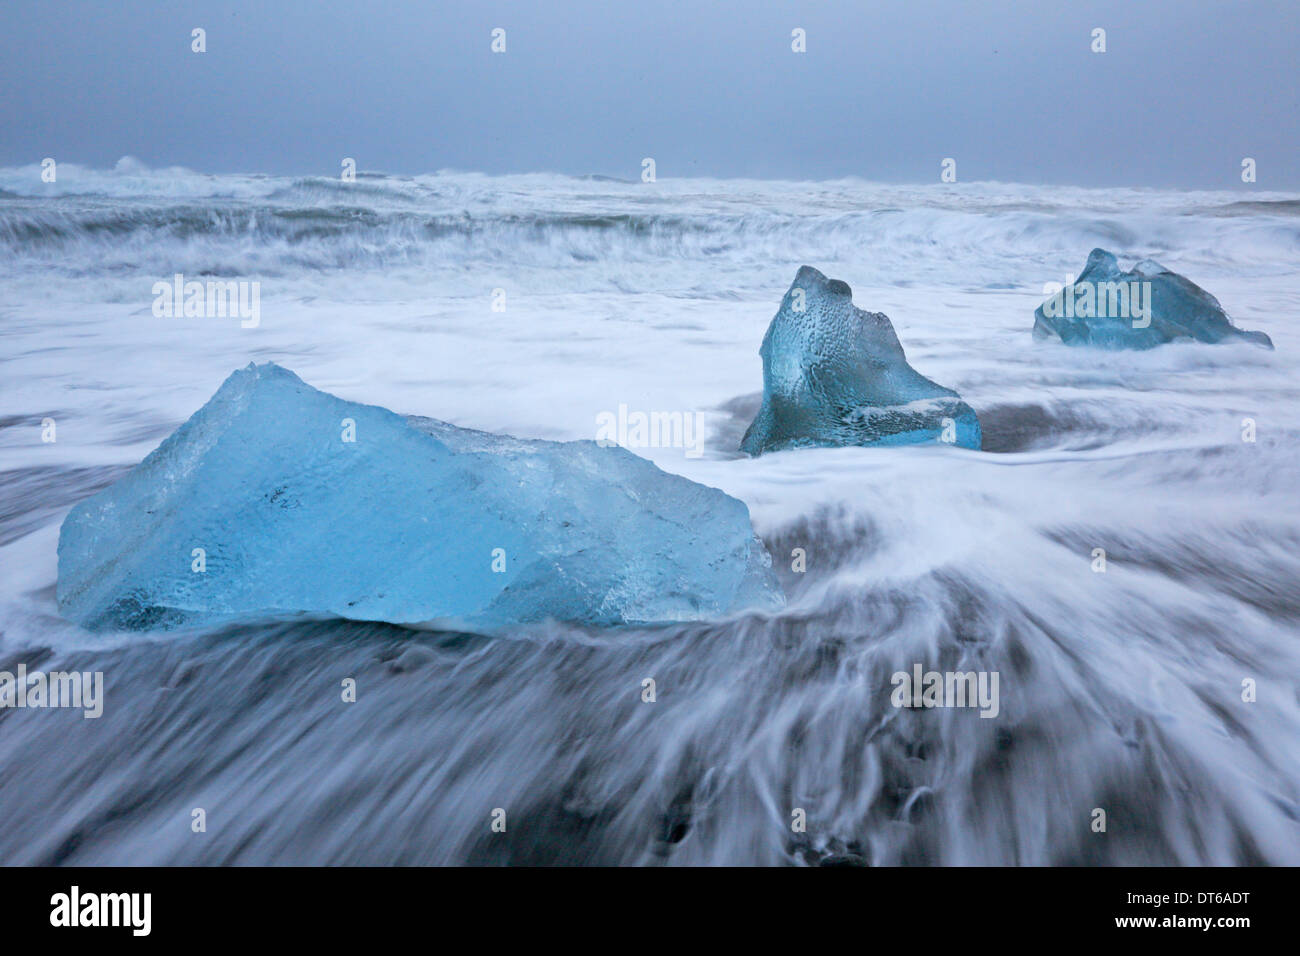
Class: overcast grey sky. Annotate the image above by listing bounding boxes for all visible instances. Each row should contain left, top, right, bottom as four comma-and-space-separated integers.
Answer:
2, 0, 1297, 187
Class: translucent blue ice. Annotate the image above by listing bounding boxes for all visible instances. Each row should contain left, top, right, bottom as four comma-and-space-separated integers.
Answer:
740, 266, 981, 454
1033, 248, 1273, 350
58, 363, 783, 631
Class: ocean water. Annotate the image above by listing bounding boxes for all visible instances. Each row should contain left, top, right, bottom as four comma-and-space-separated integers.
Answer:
1, 160, 1298, 865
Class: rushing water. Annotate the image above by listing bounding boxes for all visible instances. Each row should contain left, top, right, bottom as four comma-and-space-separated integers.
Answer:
1, 160, 1298, 864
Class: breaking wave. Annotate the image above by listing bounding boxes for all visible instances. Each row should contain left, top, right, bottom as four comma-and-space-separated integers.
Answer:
2, 161, 1298, 284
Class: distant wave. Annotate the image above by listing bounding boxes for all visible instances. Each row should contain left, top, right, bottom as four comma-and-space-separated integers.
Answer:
1195, 198, 1300, 217
2, 165, 1298, 282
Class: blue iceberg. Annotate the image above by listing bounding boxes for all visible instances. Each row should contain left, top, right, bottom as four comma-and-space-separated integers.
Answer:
740, 266, 981, 454
1033, 248, 1273, 350
58, 363, 783, 631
